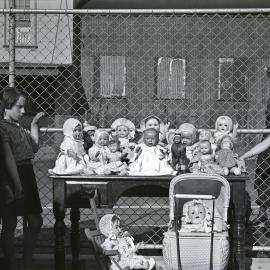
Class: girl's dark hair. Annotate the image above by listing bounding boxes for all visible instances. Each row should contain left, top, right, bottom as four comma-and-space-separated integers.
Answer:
2, 87, 26, 110
111, 214, 121, 224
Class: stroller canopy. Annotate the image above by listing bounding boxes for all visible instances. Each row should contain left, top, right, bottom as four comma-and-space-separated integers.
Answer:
169, 173, 230, 231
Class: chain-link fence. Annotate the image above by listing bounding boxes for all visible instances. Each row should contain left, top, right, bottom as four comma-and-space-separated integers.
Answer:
1, 8, 270, 253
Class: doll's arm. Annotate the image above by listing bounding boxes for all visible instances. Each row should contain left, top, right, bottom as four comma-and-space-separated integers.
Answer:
240, 134, 270, 160
232, 122, 239, 142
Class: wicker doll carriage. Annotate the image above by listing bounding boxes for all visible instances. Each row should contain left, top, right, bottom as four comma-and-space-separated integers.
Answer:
163, 173, 230, 270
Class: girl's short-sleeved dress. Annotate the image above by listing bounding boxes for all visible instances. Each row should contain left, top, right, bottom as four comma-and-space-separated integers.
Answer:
0, 120, 42, 216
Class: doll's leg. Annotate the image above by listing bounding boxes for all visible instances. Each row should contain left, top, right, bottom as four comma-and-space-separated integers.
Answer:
0, 213, 18, 270
23, 214, 43, 268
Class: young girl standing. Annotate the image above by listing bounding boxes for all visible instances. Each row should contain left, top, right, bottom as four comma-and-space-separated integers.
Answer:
0, 87, 44, 270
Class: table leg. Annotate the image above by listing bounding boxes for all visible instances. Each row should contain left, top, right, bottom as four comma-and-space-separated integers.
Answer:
70, 207, 80, 269
229, 181, 246, 270
53, 204, 66, 270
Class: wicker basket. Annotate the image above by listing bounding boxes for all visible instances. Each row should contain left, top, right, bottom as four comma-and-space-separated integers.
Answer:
162, 173, 230, 270
163, 231, 229, 270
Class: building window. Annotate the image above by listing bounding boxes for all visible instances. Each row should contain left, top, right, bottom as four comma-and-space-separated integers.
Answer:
4, 0, 37, 47
218, 58, 248, 102
100, 56, 126, 97
156, 57, 186, 99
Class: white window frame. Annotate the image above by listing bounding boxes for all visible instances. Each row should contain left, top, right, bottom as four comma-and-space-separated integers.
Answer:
156, 57, 186, 99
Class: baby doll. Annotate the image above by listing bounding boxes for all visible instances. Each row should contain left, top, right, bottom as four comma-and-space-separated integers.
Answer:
215, 135, 242, 175
100, 214, 155, 270
170, 132, 189, 173
49, 118, 92, 175
111, 118, 137, 161
196, 140, 229, 175
129, 128, 175, 175
83, 125, 97, 151
107, 139, 129, 175
139, 114, 170, 146
181, 199, 213, 233
213, 115, 238, 145
178, 123, 197, 161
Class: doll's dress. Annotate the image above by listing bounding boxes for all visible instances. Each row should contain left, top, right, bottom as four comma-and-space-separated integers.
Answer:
215, 148, 237, 168
129, 144, 175, 175
102, 233, 152, 270
88, 144, 126, 175
199, 154, 226, 175
49, 136, 92, 175
107, 151, 128, 174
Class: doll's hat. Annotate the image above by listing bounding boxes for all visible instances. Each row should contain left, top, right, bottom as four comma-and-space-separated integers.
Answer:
140, 114, 167, 134
99, 214, 117, 237
63, 118, 82, 137
111, 118, 135, 131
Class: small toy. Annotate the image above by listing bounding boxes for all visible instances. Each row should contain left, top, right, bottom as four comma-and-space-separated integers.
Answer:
215, 135, 242, 175
100, 214, 155, 270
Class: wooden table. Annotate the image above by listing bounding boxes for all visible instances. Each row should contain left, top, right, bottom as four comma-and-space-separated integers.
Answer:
50, 174, 248, 270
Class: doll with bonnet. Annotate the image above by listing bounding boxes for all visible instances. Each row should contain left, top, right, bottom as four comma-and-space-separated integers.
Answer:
214, 115, 238, 145
88, 129, 127, 175
111, 118, 137, 161
100, 214, 155, 270
49, 118, 93, 175
180, 199, 213, 233
139, 114, 170, 147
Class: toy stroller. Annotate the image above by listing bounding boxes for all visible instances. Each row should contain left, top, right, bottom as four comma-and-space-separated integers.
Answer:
163, 173, 230, 270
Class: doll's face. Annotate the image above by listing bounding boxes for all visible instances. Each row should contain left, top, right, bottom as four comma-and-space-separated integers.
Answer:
73, 124, 83, 140
199, 141, 211, 154
143, 130, 159, 146
188, 204, 206, 224
108, 142, 119, 153
217, 119, 230, 133
181, 131, 194, 146
199, 130, 211, 141
173, 134, 181, 144
221, 137, 232, 150
111, 219, 122, 237
116, 125, 129, 138
145, 118, 160, 132
97, 133, 109, 146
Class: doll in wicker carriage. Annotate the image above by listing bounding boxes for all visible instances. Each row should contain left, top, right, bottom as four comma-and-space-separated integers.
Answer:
180, 199, 213, 233
100, 214, 156, 270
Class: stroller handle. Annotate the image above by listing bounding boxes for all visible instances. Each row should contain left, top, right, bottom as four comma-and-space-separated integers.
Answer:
174, 194, 216, 200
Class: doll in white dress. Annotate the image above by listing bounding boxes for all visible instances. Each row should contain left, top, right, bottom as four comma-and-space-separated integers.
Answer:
100, 214, 155, 270
129, 128, 175, 175
49, 118, 92, 175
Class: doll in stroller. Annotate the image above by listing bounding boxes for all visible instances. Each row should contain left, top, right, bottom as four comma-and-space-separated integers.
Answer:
163, 174, 230, 270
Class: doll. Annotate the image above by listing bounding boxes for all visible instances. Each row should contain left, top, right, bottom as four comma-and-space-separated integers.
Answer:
170, 132, 189, 173
196, 140, 229, 175
100, 214, 156, 270
111, 118, 137, 161
87, 129, 118, 175
83, 125, 97, 151
178, 123, 197, 161
180, 199, 213, 233
139, 114, 170, 146
107, 139, 129, 175
213, 115, 238, 145
215, 135, 242, 175
49, 118, 92, 175
129, 128, 175, 175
